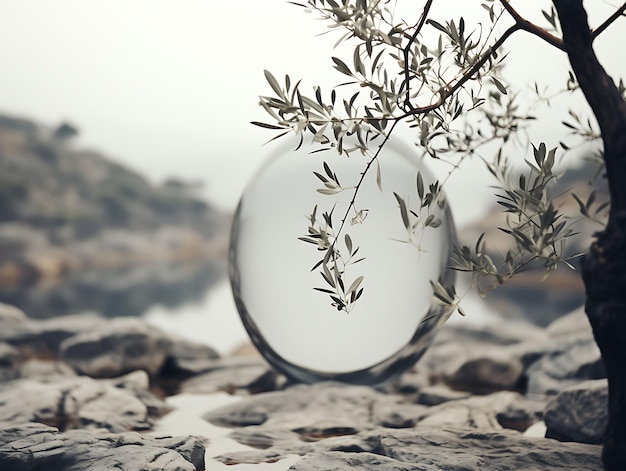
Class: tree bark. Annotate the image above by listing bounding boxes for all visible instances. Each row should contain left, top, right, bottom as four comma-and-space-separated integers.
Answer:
552, 1, 626, 469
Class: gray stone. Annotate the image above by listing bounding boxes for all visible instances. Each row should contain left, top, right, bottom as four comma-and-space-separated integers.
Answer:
228, 426, 304, 450
389, 368, 430, 395
418, 320, 547, 385
0, 342, 19, 382
181, 357, 281, 394
216, 449, 286, 465
160, 337, 220, 376
218, 427, 602, 470
547, 306, 593, 340
544, 379, 608, 444
0, 422, 206, 471
60, 318, 172, 377
371, 401, 428, 429
204, 382, 409, 432
0, 314, 107, 355
417, 391, 540, 432
18, 358, 76, 380
445, 354, 524, 394
0, 302, 27, 325
415, 384, 471, 406
365, 428, 602, 470
526, 337, 606, 395
0, 371, 168, 432
289, 451, 421, 471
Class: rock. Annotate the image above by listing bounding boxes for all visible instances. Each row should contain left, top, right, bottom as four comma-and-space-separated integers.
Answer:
216, 449, 287, 465
524, 307, 605, 396
218, 427, 602, 470
60, 318, 172, 377
204, 382, 409, 433
0, 422, 206, 471
418, 320, 547, 385
160, 337, 220, 376
0, 314, 107, 355
228, 426, 304, 450
0, 302, 27, 324
526, 337, 605, 395
0, 372, 168, 432
547, 306, 593, 340
544, 379, 608, 444
389, 368, 430, 395
417, 391, 541, 432
0, 342, 19, 382
371, 401, 428, 429
350, 428, 601, 470
181, 357, 282, 394
289, 451, 420, 471
445, 354, 525, 394
415, 384, 471, 406
22, 359, 77, 379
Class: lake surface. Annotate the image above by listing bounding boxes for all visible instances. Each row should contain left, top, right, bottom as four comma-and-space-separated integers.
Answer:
145, 274, 503, 357
144, 278, 249, 355
1, 258, 503, 358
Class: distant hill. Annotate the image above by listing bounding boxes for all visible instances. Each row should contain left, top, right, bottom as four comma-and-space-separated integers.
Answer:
0, 114, 225, 239
0, 113, 230, 292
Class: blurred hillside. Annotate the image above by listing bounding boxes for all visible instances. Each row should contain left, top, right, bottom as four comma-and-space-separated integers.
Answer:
0, 114, 226, 238
0, 113, 230, 315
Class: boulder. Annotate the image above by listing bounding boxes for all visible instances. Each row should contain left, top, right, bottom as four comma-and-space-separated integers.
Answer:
204, 382, 413, 433
0, 342, 19, 382
525, 337, 605, 396
0, 302, 27, 325
417, 391, 541, 432
160, 337, 220, 376
0, 314, 107, 355
0, 422, 206, 471
544, 379, 608, 444
0, 371, 168, 432
59, 318, 172, 377
444, 354, 525, 394
180, 356, 283, 395
216, 427, 602, 470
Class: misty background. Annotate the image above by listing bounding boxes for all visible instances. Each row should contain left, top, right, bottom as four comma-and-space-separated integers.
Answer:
0, 1, 624, 352
3, 0, 620, 223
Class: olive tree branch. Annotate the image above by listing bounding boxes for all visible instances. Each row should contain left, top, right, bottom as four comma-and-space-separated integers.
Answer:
329, 119, 401, 245
499, 0, 564, 50
399, 23, 521, 119
591, 1, 626, 41
401, 0, 434, 109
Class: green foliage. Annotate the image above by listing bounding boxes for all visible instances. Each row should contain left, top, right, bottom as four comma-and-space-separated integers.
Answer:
255, 1, 622, 315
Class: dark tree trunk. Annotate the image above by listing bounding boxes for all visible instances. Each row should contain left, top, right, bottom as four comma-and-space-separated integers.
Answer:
553, 1, 626, 469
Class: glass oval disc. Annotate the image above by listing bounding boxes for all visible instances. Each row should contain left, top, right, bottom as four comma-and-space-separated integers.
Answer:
229, 138, 456, 384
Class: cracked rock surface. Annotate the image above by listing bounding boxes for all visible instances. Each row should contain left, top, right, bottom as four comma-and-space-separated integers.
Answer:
0, 422, 206, 471
0, 303, 609, 470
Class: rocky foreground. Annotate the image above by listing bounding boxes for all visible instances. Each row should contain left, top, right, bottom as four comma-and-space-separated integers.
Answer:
0, 301, 607, 470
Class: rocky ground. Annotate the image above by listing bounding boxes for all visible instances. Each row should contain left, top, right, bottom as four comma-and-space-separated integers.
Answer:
0, 301, 607, 470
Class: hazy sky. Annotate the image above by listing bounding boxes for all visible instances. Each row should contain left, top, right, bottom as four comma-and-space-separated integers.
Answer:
0, 1, 623, 226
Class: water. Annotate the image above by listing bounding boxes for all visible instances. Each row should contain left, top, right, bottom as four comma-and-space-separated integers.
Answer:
229, 139, 457, 383
144, 278, 248, 355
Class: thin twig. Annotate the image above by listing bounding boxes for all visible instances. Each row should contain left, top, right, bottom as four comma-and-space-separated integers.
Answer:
330, 119, 401, 245
499, 0, 564, 50
401, 0, 434, 109
399, 23, 521, 119
591, 1, 626, 41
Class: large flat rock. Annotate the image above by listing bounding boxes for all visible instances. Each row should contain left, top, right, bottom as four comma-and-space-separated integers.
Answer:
0, 422, 206, 471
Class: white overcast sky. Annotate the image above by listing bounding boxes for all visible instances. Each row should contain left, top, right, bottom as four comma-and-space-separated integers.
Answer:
0, 1, 623, 226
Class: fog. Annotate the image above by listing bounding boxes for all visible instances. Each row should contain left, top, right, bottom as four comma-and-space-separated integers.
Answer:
0, 0, 623, 226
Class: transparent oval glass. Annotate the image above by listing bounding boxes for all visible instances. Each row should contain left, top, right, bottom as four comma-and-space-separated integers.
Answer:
229, 138, 456, 385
